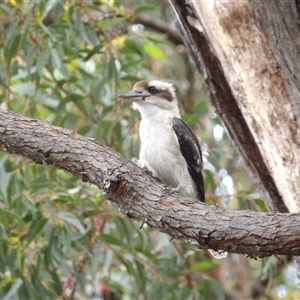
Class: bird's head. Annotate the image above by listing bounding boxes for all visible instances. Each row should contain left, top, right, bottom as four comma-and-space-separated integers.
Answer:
118, 80, 180, 117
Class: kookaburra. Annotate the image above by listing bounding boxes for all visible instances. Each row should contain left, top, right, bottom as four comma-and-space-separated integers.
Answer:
118, 80, 205, 202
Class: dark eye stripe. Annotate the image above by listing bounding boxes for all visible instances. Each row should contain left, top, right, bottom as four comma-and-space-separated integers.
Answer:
155, 90, 173, 101
147, 88, 173, 102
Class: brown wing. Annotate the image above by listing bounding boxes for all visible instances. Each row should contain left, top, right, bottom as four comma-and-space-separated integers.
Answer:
171, 117, 205, 202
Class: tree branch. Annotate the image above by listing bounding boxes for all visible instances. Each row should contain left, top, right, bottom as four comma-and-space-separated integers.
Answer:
1, 109, 300, 257
133, 12, 183, 45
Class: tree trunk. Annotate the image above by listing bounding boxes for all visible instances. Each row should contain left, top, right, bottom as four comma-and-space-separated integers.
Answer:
169, 0, 300, 213
1, 109, 300, 257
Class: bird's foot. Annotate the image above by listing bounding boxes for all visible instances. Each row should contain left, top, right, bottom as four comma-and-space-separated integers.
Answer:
208, 249, 227, 259
139, 219, 147, 229
163, 185, 180, 196
133, 158, 156, 178
143, 168, 155, 177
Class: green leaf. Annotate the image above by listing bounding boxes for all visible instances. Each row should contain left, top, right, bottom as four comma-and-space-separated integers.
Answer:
97, 17, 125, 29
143, 42, 166, 60
77, 124, 92, 135
181, 113, 201, 126
3, 278, 23, 300
100, 234, 122, 246
19, 16, 32, 49
4, 159, 13, 172
17, 249, 24, 274
81, 44, 103, 61
134, 4, 157, 15
40, 22, 57, 43
26, 44, 41, 75
254, 198, 268, 212
4, 32, 21, 65
14, 83, 35, 96
0, 3, 13, 15
108, 53, 118, 83
204, 169, 216, 194
191, 260, 218, 271
36, 50, 49, 77
0, 208, 26, 226
42, 0, 59, 20
57, 211, 86, 234
210, 278, 225, 299
22, 218, 48, 249
51, 49, 70, 79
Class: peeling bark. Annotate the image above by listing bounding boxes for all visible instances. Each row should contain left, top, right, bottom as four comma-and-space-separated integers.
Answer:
1, 109, 300, 257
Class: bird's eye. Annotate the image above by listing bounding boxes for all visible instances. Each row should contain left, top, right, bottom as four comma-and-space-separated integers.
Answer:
149, 86, 156, 92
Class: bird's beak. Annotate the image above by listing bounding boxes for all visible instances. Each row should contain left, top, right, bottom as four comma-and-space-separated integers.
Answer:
117, 91, 150, 102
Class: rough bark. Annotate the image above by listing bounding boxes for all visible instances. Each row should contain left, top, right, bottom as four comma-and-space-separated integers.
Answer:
169, 0, 300, 213
1, 109, 300, 257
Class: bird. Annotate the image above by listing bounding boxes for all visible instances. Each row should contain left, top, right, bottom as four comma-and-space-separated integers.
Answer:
118, 79, 205, 202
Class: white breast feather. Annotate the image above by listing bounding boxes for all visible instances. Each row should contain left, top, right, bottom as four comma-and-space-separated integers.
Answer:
138, 111, 198, 199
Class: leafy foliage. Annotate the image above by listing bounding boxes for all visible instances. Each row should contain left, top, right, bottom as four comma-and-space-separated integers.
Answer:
0, 0, 295, 299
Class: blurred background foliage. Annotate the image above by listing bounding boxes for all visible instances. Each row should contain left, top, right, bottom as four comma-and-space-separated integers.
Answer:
0, 0, 299, 299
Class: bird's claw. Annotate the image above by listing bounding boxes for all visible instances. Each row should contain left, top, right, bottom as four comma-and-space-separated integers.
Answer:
163, 185, 180, 196
208, 249, 228, 259
142, 167, 155, 177
139, 219, 147, 229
